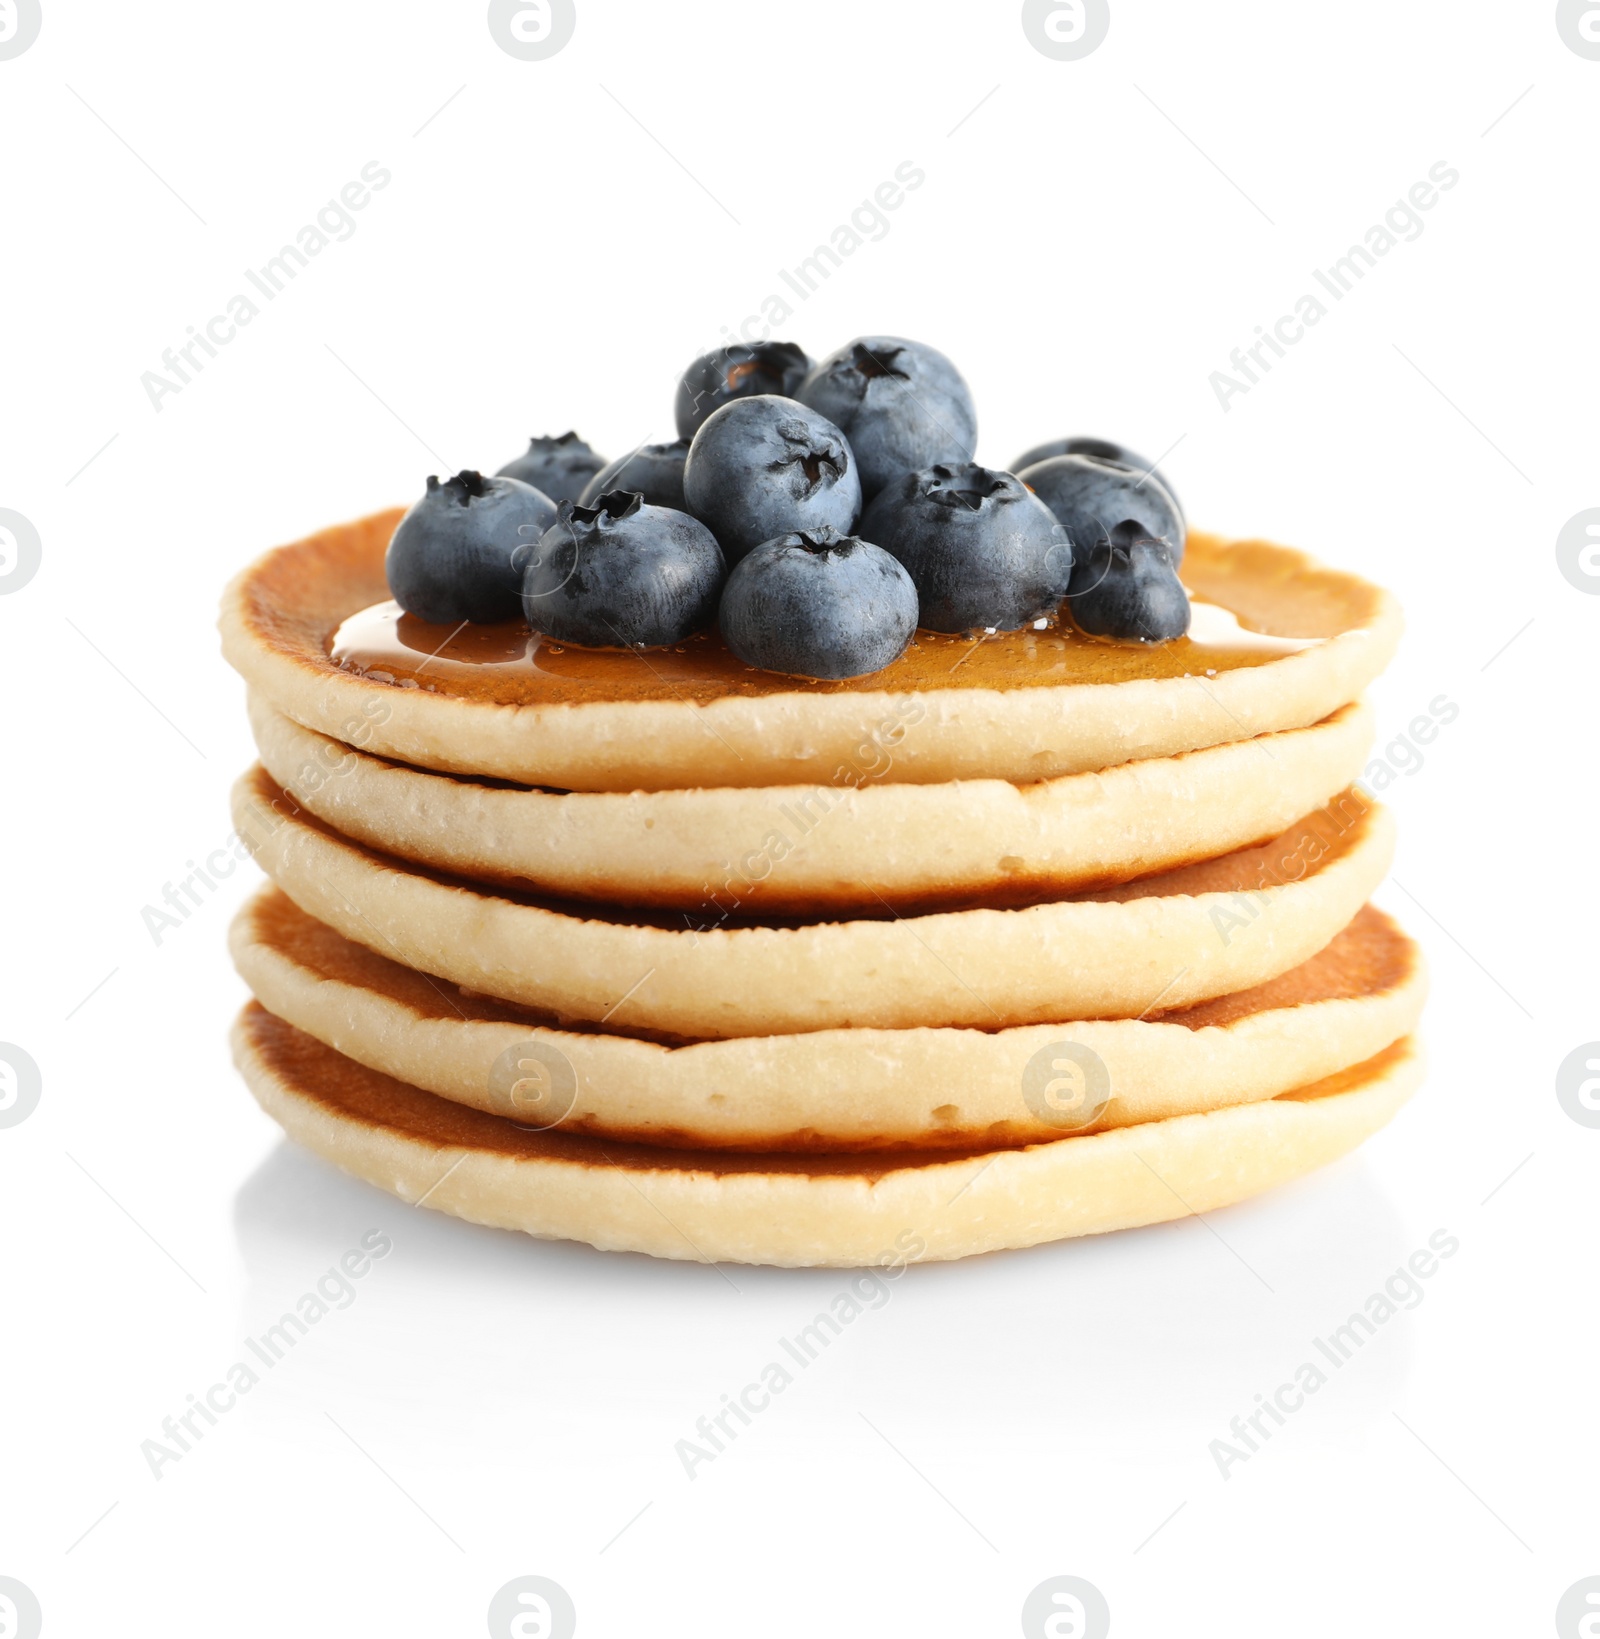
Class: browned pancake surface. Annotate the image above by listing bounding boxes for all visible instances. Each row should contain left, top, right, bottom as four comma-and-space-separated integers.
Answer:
239, 1003, 1407, 1178
240, 765, 1378, 934
243, 886, 1414, 1045
242, 1003, 988, 1179
237, 509, 1358, 709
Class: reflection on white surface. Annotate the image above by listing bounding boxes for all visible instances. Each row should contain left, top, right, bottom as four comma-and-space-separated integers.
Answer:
232, 1137, 1418, 1464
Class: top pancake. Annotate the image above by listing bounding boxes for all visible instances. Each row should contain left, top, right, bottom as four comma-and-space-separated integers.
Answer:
220, 508, 1402, 792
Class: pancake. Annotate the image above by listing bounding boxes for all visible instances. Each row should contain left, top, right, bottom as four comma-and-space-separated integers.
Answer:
232, 766, 1395, 1038
231, 1003, 1423, 1266
247, 691, 1375, 913
219, 508, 1402, 793
231, 886, 1427, 1151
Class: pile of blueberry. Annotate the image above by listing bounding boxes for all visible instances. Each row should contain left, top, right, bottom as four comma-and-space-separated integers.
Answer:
385, 337, 1189, 681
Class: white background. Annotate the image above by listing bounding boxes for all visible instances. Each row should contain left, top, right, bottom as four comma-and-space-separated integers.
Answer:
2, 1, 1595, 1634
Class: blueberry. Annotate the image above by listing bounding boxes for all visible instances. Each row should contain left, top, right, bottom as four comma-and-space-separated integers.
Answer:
858, 462, 1071, 633
496, 432, 607, 505
1016, 437, 1184, 530
521, 490, 725, 650
682, 395, 861, 563
386, 470, 558, 624
675, 341, 812, 440
797, 336, 977, 499
1020, 453, 1187, 568
718, 527, 917, 680
1067, 536, 1191, 643
578, 438, 691, 511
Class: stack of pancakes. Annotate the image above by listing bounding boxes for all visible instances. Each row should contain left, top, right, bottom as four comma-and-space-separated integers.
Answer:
220, 510, 1425, 1267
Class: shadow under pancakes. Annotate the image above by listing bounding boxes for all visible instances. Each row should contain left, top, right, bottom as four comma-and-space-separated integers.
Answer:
232, 1136, 1416, 1456
863, 1153, 1418, 1457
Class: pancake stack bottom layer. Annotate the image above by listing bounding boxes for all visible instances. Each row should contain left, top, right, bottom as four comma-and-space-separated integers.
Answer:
221, 513, 1424, 1266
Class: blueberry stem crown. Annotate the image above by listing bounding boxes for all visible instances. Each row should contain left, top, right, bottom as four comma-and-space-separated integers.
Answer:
852, 342, 908, 380
1071, 533, 1178, 597
1107, 520, 1173, 551
791, 527, 852, 556
774, 419, 844, 495
724, 341, 808, 394
568, 489, 646, 527
425, 470, 493, 505
926, 463, 1009, 511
